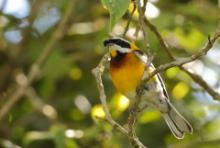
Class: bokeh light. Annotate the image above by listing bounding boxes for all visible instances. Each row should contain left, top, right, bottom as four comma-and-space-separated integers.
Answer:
91, 105, 105, 119
172, 82, 189, 100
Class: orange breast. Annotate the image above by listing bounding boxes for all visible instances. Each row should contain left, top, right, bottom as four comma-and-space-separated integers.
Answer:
110, 53, 145, 97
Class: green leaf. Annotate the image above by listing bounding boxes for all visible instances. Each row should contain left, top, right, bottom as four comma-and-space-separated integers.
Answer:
101, 0, 130, 30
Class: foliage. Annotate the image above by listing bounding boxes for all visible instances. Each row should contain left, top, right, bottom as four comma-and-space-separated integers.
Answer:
0, 0, 220, 148
101, 0, 130, 30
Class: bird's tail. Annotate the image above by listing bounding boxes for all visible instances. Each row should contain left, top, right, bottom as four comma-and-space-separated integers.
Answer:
162, 101, 193, 139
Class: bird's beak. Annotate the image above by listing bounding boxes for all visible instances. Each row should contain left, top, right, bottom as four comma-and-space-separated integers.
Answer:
109, 47, 117, 57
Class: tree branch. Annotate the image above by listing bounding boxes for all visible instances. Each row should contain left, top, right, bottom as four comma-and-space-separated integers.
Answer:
143, 17, 174, 60
25, 87, 57, 121
135, 0, 150, 52
142, 12, 220, 100
123, 1, 136, 37
181, 67, 220, 100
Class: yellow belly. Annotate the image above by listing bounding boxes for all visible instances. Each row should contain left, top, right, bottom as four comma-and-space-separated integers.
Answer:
110, 53, 145, 97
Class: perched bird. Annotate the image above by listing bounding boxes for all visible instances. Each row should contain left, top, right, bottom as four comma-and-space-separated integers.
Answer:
103, 37, 193, 139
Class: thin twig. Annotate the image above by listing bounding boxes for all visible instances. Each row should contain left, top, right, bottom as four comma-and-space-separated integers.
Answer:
127, 95, 146, 148
92, 53, 127, 133
92, 53, 111, 117
123, 1, 136, 37
25, 87, 57, 120
143, 18, 175, 60
135, 0, 150, 52
0, 0, 76, 121
181, 68, 220, 100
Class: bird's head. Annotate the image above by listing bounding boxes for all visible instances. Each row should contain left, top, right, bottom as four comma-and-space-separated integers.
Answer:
103, 37, 138, 58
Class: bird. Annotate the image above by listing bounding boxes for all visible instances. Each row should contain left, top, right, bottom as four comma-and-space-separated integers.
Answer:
103, 37, 193, 139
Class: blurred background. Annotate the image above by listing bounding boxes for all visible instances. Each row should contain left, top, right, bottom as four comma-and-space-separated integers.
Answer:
0, 0, 220, 147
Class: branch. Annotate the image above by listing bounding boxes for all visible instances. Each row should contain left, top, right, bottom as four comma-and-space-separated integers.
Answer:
0, 138, 21, 148
181, 68, 220, 100
142, 12, 220, 100
141, 34, 220, 79
143, 18, 174, 60
127, 93, 147, 148
92, 53, 128, 135
135, 0, 150, 52
25, 87, 57, 121
92, 53, 147, 148
92, 53, 112, 118
123, 1, 136, 37
0, 0, 76, 121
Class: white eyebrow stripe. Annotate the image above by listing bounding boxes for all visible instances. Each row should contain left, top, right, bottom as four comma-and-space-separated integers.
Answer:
113, 44, 130, 53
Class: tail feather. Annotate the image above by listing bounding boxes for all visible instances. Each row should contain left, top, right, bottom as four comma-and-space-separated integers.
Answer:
162, 102, 193, 139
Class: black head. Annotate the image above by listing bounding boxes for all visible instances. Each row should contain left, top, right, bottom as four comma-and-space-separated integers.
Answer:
103, 37, 132, 60
103, 37, 130, 48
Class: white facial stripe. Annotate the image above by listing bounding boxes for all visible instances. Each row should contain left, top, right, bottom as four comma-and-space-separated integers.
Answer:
113, 44, 130, 53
